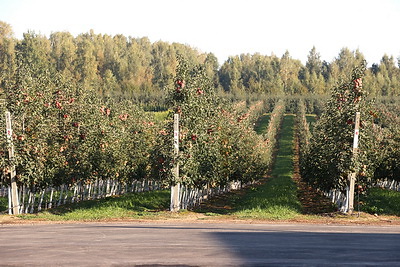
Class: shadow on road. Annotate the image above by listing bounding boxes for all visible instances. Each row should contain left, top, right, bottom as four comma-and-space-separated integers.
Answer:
94, 224, 400, 265
210, 231, 400, 265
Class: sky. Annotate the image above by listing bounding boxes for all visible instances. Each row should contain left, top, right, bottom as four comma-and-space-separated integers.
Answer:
0, 0, 399, 66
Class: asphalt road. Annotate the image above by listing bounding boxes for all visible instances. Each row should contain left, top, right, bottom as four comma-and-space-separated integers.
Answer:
1, 222, 400, 266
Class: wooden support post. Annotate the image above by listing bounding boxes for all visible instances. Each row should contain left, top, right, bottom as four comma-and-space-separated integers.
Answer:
348, 112, 360, 215
5, 111, 20, 215
170, 114, 181, 212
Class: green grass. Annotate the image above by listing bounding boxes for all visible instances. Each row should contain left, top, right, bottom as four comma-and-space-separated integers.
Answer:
305, 114, 316, 132
360, 187, 400, 216
152, 110, 170, 121
254, 114, 271, 134
233, 115, 302, 220
18, 190, 170, 221
0, 196, 8, 214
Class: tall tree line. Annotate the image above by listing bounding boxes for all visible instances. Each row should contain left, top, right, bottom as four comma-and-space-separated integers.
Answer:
0, 22, 219, 104
219, 47, 400, 97
1, 21, 399, 99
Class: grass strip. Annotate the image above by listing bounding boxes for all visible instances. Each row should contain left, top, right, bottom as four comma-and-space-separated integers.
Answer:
254, 113, 271, 134
360, 187, 400, 216
0, 196, 8, 214
233, 115, 302, 220
17, 190, 170, 221
305, 114, 316, 132
152, 110, 170, 121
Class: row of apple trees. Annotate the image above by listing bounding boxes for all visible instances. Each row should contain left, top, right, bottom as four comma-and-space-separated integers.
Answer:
152, 57, 273, 189
300, 61, 400, 197
0, 55, 274, 203
0, 55, 157, 193
372, 103, 400, 184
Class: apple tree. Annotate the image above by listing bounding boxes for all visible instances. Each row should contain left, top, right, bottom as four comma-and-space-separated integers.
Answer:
300, 61, 377, 192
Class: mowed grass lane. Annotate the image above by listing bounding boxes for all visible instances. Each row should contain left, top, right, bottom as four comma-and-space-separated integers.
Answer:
233, 114, 302, 220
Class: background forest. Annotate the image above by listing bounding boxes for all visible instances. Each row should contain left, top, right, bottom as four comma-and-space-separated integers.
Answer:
1, 21, 399, 108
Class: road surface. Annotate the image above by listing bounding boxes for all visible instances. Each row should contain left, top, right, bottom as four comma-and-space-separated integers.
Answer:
1, 222, 400, 266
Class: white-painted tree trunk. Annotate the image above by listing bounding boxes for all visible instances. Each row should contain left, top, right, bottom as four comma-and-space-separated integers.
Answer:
38, 189, 45, 211
48, 187, 54, 209
29, 191, 36, 214
8, 186, 11, 215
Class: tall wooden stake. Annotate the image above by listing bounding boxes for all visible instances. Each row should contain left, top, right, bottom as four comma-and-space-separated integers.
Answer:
170, 114, 181, 212
5, 111, 20, 215
348, 111, 360, 215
